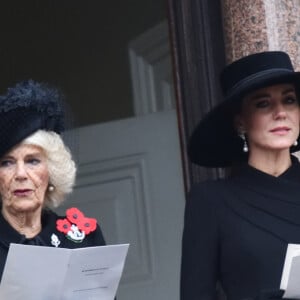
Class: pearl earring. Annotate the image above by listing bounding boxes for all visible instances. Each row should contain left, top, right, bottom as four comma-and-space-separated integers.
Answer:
48, 185, 55, 192
239, 132, 248, 153
294, 140, 298, 147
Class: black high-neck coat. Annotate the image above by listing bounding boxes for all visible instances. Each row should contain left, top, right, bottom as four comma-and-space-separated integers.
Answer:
181, 157, 300, 300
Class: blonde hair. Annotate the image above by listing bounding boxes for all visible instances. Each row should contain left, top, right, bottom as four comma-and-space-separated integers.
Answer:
22, 129, 77, 207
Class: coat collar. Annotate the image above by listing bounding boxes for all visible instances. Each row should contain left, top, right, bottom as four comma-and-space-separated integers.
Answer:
224, 156, 300, 242
0, 209, 58, 248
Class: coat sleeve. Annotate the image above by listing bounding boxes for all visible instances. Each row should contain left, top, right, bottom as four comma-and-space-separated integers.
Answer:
180, 183, 220, 300
92, 224, 106, 246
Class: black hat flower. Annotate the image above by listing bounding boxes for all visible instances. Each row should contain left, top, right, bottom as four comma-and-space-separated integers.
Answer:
0, 79, 64, 158
188, 51, 300, 167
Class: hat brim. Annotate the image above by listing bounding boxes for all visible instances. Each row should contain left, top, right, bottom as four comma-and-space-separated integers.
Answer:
0, 108, 60, 159
188, 71, 300, 167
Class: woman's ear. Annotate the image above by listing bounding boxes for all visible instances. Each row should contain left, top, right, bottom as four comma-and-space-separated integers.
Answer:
234, 114, 245, 134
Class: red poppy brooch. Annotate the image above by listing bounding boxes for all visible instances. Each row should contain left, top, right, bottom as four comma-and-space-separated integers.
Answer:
56, 207, 97, 243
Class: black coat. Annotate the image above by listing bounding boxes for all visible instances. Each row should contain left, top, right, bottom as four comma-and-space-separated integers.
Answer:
181, 157, 300, 300
0, 208, 105, 281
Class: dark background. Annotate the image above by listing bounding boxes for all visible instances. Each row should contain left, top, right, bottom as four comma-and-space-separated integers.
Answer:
0, 1, 166, 126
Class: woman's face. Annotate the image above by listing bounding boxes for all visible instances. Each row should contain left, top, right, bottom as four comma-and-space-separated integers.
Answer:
236, 83, 300, 154
0, 144, 49, 214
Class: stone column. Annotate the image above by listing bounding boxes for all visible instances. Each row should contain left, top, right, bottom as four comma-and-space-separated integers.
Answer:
221, 0, 300, 69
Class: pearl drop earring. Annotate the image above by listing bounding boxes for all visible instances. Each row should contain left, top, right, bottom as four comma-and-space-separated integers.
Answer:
239, 132, 248, 153
294, 140, 298, 147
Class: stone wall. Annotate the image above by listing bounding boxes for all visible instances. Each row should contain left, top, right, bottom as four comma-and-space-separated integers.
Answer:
221, 0, 300, 69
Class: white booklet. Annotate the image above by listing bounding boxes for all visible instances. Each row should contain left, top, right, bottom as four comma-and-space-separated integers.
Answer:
280, 243, 300, 299
0, 243, 129, 300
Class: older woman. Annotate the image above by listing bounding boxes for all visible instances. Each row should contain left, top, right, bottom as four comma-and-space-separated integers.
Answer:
0, 80, 105, 280
181, 51, 300, 300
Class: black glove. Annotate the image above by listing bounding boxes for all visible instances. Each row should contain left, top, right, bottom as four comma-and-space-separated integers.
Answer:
255, 289, 288, 300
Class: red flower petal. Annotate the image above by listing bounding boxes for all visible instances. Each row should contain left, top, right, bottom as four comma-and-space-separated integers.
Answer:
66, 207, 85, 225
56, 218, 72, 234
77, 217, 97, 234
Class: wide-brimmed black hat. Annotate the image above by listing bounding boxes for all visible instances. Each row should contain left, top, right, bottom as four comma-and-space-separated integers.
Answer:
188, 51, 300, 167
0, 79, 64, 159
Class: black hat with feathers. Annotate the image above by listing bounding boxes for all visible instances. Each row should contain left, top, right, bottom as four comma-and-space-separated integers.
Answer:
0, 79, 64, 158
